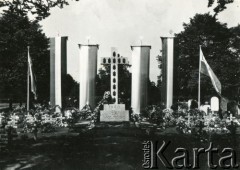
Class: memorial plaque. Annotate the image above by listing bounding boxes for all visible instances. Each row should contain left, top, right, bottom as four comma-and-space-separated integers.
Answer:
100, 104, 129, 122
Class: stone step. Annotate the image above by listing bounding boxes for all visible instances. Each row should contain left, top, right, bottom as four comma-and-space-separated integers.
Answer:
74, 120, 91, 127
82, 127, 144, 138
94, 122, 132, 128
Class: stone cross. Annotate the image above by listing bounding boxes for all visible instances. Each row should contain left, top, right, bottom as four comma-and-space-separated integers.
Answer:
204, 114, 213, 126
228, 113, 235, 122
185, 112, 193, 126
42, 114, 49, 123
10, 115, 17, 128
101, 48, 129, 104
57, 115, 65, 126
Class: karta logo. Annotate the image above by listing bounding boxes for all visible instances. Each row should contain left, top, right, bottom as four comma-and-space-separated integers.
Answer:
142, 141, 239, 169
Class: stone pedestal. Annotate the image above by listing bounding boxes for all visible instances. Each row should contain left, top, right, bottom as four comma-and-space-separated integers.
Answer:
100, 104, 129, 122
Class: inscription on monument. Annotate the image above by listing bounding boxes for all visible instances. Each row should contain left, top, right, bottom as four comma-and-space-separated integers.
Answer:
100, 104, 129, 122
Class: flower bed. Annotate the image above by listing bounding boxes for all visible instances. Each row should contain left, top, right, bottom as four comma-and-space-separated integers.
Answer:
175, 109, 236, 135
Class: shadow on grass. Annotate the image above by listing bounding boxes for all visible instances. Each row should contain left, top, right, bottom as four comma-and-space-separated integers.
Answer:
0, 127, 144, 170
1, 127, 240, 170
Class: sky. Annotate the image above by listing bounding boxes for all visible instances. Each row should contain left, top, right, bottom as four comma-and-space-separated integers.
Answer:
40, 0, 240, 83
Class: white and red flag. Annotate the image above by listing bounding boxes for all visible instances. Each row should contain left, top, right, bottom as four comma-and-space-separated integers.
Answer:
28, 48, 37, 100
199, 47, 221, 94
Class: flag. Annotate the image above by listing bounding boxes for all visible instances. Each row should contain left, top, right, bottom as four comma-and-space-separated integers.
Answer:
28, 48, 37, 100
200, 47, 221, 94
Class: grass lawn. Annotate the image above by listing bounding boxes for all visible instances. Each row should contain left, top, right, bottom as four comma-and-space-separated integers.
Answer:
1, 125, 240, 170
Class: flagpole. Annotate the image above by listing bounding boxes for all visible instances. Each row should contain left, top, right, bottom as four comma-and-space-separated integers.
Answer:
198, 45, 201, 109
27, 46, 30, 112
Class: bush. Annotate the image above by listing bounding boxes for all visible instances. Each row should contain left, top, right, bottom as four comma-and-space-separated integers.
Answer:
140, 105, 164, 124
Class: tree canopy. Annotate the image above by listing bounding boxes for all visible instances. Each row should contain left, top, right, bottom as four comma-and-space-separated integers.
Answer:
208, 0, 234, 16
0, 10, 49, 102
0, 0, 74, 20
175, 13, 240, 102
0, 0, 235, 21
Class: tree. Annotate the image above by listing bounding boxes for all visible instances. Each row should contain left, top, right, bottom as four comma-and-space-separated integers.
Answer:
208, 0, 234, 16
0, 10, 49, 103
175, 13, 240, 102
0, 0, 235, 21
148, 81, 161, 105
62, 74, 79, 108
230, 25, 240, 57
0, 0, 77, 20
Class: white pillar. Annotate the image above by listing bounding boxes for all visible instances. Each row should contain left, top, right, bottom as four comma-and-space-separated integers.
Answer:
131, 46, 151, 114
161, 36, 174, 108
50, 36, 68, 109
79, 44, 99, 110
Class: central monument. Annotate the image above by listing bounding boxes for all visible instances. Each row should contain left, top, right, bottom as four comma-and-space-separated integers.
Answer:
100, 48, 129, 122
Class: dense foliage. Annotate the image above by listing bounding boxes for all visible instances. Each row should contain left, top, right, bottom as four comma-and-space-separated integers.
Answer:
0, 11, 49, 103
0, 0, 235, 21
0, 0, 74, 20
208, 0, 234, 16
174, 13, 240, 101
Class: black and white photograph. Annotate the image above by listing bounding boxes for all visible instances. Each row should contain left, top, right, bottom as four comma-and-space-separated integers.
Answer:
0, 0, 240, 169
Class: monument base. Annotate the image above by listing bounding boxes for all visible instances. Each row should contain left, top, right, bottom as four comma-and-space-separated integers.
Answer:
100, 104, 129, 122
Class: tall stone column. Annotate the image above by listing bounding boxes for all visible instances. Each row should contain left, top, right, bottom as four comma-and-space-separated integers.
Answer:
50, 36, 68, 109
161, 36, 174, 108
78, 44, 99, 110
131, 45, 151, 114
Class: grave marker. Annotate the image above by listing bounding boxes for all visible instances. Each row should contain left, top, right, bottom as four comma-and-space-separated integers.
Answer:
185, 112, 193, 126
99, 48, 130, 122
227, 113, 237, 134
200, 103, 210, 115
57, 115, 65, 126
0, 113, 3, 125
211, 96, 219, 112
101, 48, 129, 104
229, 114, 235, 122
187, 100, 192, 110
204, 114, 213, 126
